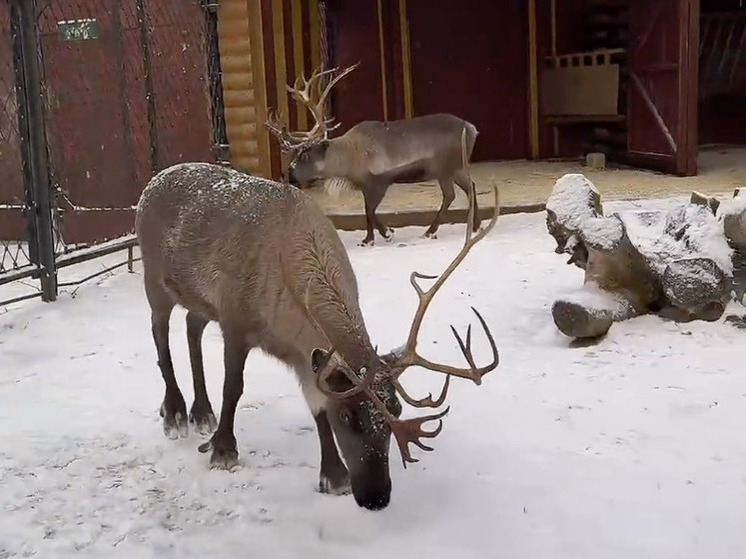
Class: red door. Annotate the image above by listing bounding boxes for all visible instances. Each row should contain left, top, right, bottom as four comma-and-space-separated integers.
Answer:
406, 0, 529, 162
627, 0, 699, 176
37, 0, 148, 244
36, 0, 215, 246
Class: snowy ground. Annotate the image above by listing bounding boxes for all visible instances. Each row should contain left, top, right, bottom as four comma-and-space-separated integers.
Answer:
2, 198, 746, 559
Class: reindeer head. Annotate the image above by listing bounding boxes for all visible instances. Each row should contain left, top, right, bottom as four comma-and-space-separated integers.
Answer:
306, 140, 501, 509
265, 64, 359, 187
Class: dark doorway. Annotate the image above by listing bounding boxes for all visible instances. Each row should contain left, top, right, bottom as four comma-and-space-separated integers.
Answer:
699, 0, 746, 146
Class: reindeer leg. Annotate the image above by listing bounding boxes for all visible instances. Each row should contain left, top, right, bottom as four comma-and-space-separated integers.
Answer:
360, 184, 393, 246
455, 172, 481, 232
186, 311, 218, 436
424, 177, 456, 238
145, 278, 188, 440
361, 190, 377, 246
370, 184, 393, 241
314, 410, 351, 495
198, 325, 251, 471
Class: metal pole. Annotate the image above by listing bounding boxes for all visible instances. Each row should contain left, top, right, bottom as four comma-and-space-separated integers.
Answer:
16, 0, 57, 301
135, 0, 159, 173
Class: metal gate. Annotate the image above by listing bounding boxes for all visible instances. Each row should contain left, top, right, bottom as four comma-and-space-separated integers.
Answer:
0, 0, 227, 304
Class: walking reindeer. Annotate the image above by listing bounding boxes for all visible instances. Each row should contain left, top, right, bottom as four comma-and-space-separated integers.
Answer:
265, 64, 482, 246
135, 129, 499, 510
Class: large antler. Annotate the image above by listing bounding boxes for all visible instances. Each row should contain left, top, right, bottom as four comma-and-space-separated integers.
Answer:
388, 128, 500, 381
316, 127, 501, 467
379, 130, 500, 464
264, 63, 359, 152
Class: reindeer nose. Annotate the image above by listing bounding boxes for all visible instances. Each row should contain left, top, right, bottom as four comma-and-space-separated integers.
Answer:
355, 489, 391, 511
352, 476, 392, 511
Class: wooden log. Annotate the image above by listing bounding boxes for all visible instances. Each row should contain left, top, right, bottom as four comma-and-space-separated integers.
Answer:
552, 283, 637, 339
661, 257, 731, 322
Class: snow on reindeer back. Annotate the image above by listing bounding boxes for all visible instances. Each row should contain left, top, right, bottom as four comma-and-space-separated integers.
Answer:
618, 203, 734, 277
546, 173, 602, 231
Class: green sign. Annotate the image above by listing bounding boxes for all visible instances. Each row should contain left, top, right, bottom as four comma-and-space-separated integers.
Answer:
57, 19, 99, 42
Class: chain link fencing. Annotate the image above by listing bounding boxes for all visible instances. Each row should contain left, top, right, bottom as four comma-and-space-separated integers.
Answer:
0, 0, 227, 305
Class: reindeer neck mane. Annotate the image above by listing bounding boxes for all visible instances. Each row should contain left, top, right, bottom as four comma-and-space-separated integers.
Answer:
282, 217, 376, 370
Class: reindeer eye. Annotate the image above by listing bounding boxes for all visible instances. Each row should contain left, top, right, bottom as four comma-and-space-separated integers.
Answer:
388, 396, 402, 418
339, 408, 354, 426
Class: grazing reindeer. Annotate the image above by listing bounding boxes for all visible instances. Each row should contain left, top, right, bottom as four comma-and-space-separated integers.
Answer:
134, 136, 499, 510
265, 64, 482, 246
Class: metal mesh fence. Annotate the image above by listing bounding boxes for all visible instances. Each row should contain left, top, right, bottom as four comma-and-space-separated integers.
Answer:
38, 0, 226, 251
0, 1, 33, 277
0, 0, 226, 302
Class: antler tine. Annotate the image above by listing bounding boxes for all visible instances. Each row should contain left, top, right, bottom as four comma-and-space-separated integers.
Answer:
348, 376, 452, 468
463, 128, 477, 246
264, 111, 307, 152
317, 63, 360, 111
271, 64, 358, 149
315, 355, 377, 400
283, 64, 358, 143
309, 342, 453, 467
309, 66, 338, 97
388, 126, 501, 389
392, 375, 450, 408
284, 71, 325, 142
391, 407, 450, 468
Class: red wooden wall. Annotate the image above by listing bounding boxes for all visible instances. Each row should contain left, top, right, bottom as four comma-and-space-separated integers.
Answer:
325, 0, 388, 131
326, 0, 531, 162
407, 0, 529, 161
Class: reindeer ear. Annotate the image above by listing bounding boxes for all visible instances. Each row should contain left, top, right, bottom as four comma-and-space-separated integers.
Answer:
311, 349, 357, 393
311, 348, 332, 374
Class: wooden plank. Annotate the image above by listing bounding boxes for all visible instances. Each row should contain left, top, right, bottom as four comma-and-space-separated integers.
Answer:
399, 0, 413, 119
309, 0, 322, 72
217, 0, 262, 174
678, 0, 699, 176
247, 0, 272, 177
545, 114, 626, 124
541, 64, 620, 116
271, 0, 289, 124
290, 0, 307, 130
528, 0, 540, 158
376, 0, 388, 120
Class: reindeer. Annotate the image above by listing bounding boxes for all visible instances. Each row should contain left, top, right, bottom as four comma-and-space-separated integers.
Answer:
265, 64, 482, 246
134, 135, 499, 510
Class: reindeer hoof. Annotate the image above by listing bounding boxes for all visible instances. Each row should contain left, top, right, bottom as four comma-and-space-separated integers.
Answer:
208, 445, 240, 472
210, 450, 240, 472
161, 402, 189, 440
319, 473, 351, 496
199, 436, 240, 471
189, 407, 218, 436
424, 231, 438, 240
359, 238, 375, 247
383, 228, 395, 242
